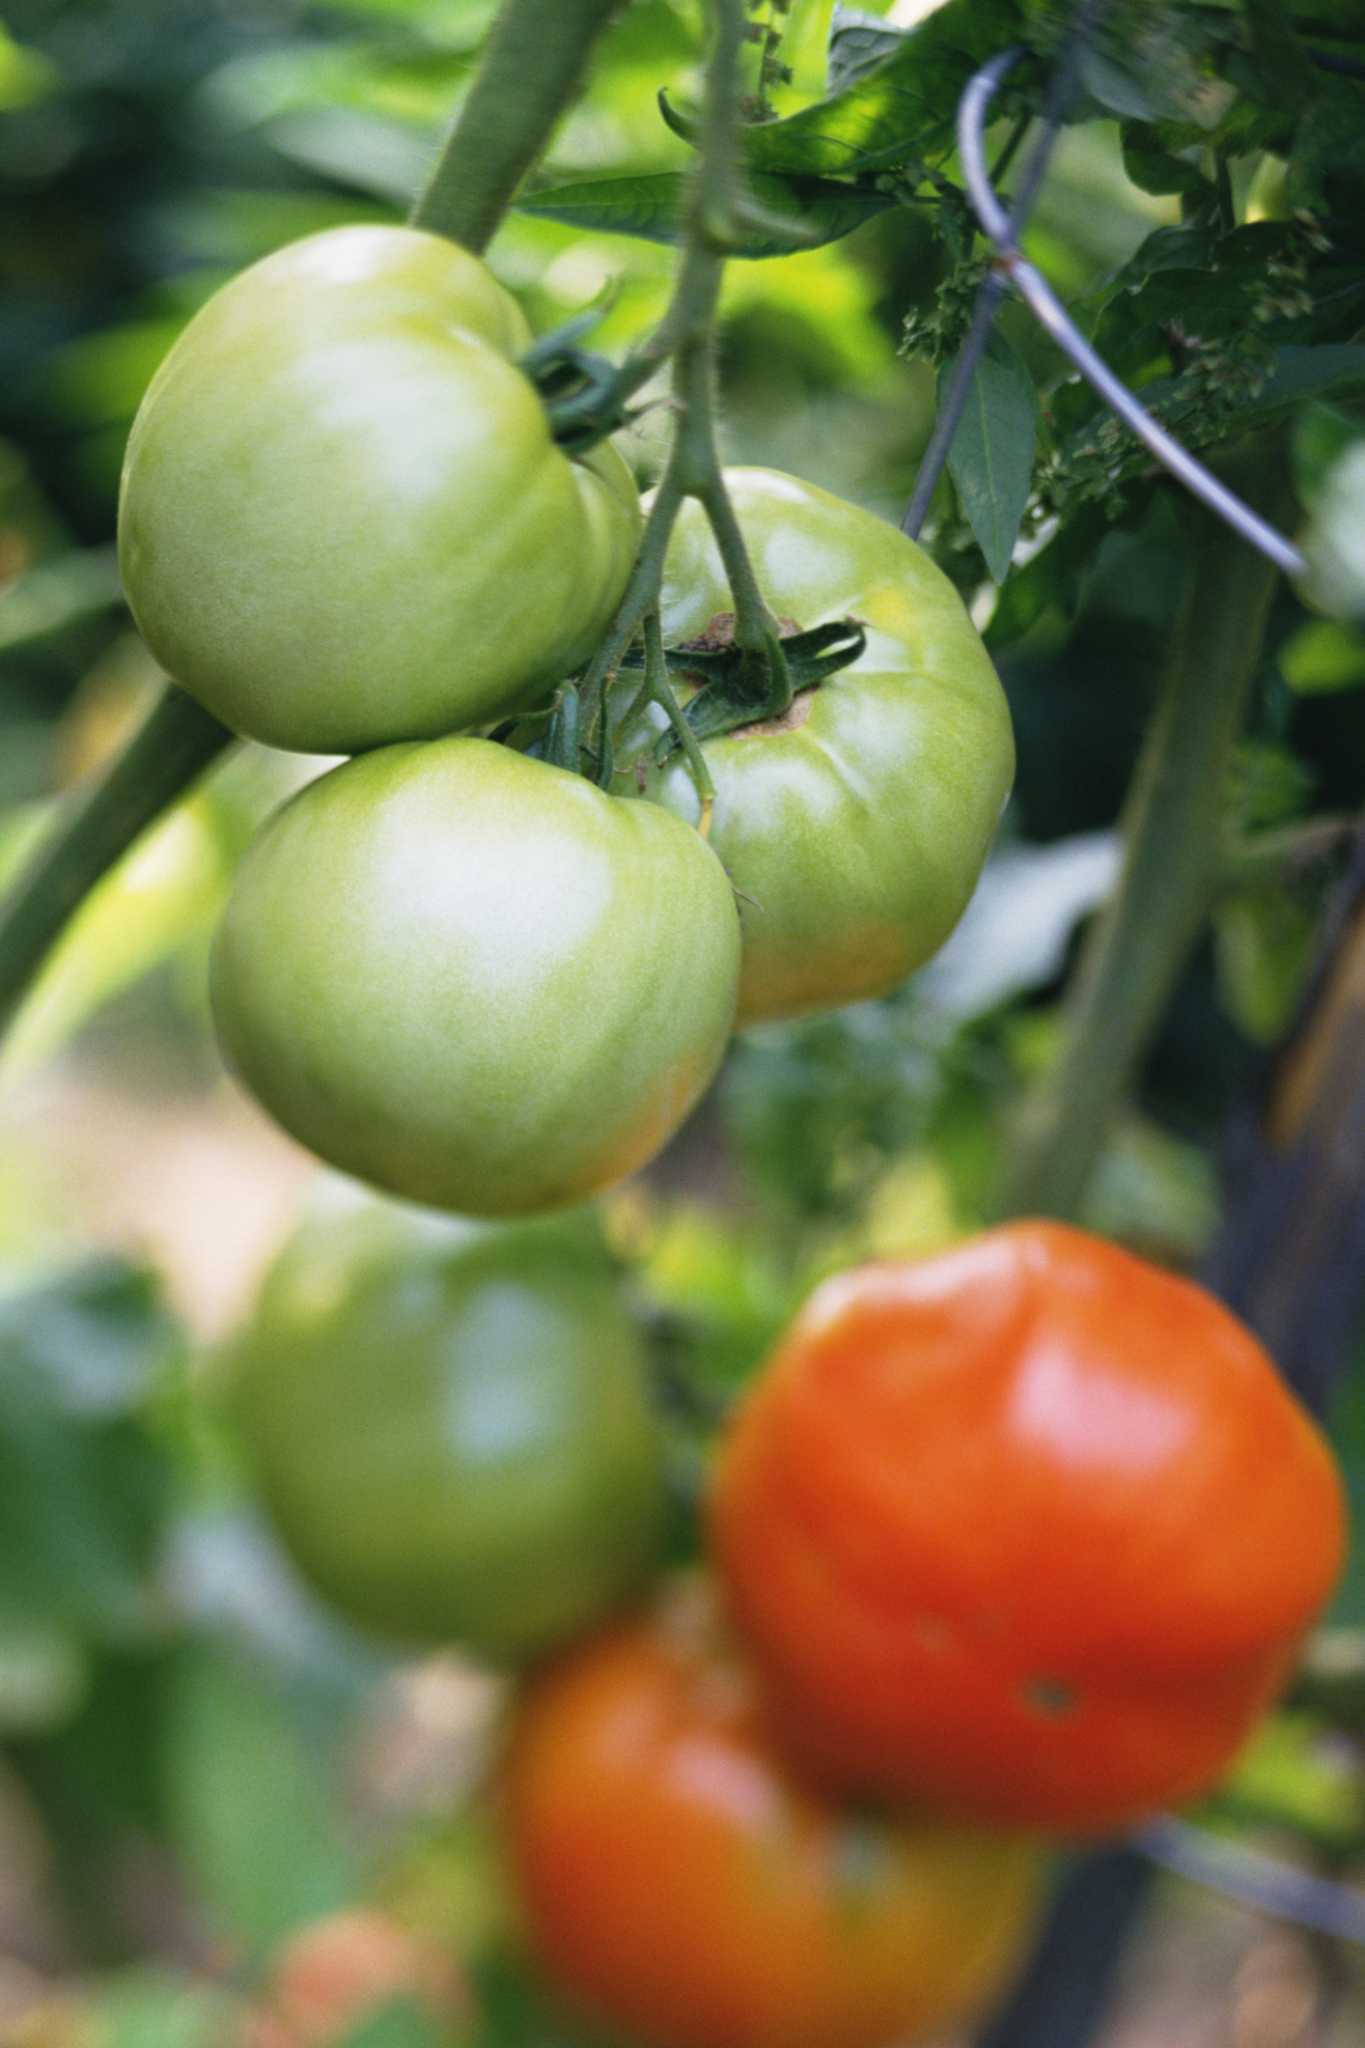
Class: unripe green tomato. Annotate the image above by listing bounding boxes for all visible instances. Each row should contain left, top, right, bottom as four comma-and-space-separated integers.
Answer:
210, 739, 741, 1216
613, 470, 1014, 1025
230, 1200, 667, 1660
118, 226, 642, 752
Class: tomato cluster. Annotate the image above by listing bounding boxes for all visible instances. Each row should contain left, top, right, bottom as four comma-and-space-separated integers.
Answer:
131, 224, 1346, 2048
228, 1200, 1344, 2048
118, 226, 1012, 1215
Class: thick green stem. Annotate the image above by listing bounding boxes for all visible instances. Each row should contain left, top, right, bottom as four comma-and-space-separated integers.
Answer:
0, 688, 231, 1038
997, 490, 1287, 1222
413, 0, 628, 251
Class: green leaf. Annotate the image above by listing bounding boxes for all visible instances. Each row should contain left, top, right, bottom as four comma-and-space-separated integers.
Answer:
1280, 618, 1365, 695
945, 331, 1038, 584
163, 1642, 360, 1957
1300, 439, 1365, 624
736, 0, 1032, 179
0, 547, 123, 653
0, 1262, 180, 1680
826, 9, 904, 93
518, 171, 892, 257
337, 2003, 445, 2048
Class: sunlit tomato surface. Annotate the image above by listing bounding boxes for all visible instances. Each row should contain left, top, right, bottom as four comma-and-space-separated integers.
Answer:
612, 470, 1014, 1024
709, 1221, 1346, 1834
501, 1583, 1044, 2048
210, 738, 740, 1217
231, 1202, 667, 1660
119, 226, 641, 752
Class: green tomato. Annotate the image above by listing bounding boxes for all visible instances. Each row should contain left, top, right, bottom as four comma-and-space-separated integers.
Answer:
613, 470, 1014, 1025
118, 226, 641, 753
229, 1198, 667, 1660
210, 738, 741, 1216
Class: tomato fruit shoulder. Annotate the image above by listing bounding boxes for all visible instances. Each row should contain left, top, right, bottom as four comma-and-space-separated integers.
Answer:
119, 226, 641, 752
613, 469, 1014, 1025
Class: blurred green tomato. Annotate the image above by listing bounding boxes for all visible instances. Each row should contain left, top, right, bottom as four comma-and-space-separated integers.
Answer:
613, 470, 1014, 1025
119, 226, 641, 752
231, 1201, 667, 1661
210, 739, 741, 1216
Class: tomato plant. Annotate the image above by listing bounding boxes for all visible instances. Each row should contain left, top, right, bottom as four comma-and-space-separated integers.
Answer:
118, 225, 642, 753
230, 1202, 667, 1660
500, 1580, 1045, 2048
612, 469, 1014, 1025
210, 737, 741, 1217
709, 1221, 1347, 1834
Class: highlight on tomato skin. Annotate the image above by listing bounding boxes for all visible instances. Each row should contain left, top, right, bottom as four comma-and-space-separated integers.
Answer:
708, 1220, 1348, 1837
499, 1579, 1047, 2048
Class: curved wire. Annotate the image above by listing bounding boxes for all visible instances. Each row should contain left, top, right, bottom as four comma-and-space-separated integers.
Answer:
957, 48, 1307, 580
901, 0, 1106, 541
1133, 1815, 1365, 1946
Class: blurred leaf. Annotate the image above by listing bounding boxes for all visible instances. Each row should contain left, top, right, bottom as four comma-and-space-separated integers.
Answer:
264, 109, 430, 208
1215, 883, 1320, 1044
735, 0, 1032, 178
163, 1641, 360, 1957
520, 170, 892, 256
1208, 1711, 1365, 1851
1280, 618, 1365, 696
0, 791, 231, 1086
0, 23, 57, 111
0, 1261, 180, 1691
91, 1969, 241, 2048
918, 834, 1120, 1023
1300, 439, 1365, 625
337, 2002, 444, 2048
0, 546, 122, 652
826, 9, 903, 93
945, 330, 1038, 584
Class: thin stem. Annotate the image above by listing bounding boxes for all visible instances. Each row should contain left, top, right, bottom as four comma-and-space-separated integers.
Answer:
997, 478, 1288, 1222
572, 0, 780, 751
645, 609, 716, 837
413, 0, 628, 252
1219, 815, 1357, 895
0, 689, 231, 1039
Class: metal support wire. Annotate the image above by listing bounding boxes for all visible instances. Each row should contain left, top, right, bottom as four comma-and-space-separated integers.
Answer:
1132, 1818, 1365, 1947
956, 47, 1307, 579
901, 0, 1107, 541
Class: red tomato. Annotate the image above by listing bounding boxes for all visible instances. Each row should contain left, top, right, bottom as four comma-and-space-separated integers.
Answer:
500, 1582, 1044, 2048
709, 1221, 1346, 1833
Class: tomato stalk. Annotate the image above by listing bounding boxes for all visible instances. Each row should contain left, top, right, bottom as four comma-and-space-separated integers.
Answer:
997, 465, 1291, 1222
412, 0, 629, 253
0, 0, 629, 1043
577, 0, 793, 783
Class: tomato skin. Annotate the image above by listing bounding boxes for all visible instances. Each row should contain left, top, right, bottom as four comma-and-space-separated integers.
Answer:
210, 738, 740, 1217
118, 226, 641, 753
709, 1221, 1346, 1834
613, 470, 1014, 1024
231, 1202, 667, 1660
500, 1583, 1044, 2048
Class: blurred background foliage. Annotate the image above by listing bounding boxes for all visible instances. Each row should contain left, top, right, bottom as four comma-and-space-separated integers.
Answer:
0, 0, 1364, 2043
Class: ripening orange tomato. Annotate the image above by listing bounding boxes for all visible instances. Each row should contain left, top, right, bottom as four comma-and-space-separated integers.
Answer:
709, 1221, 1346, 1834
499, 1583, 1044, 2048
